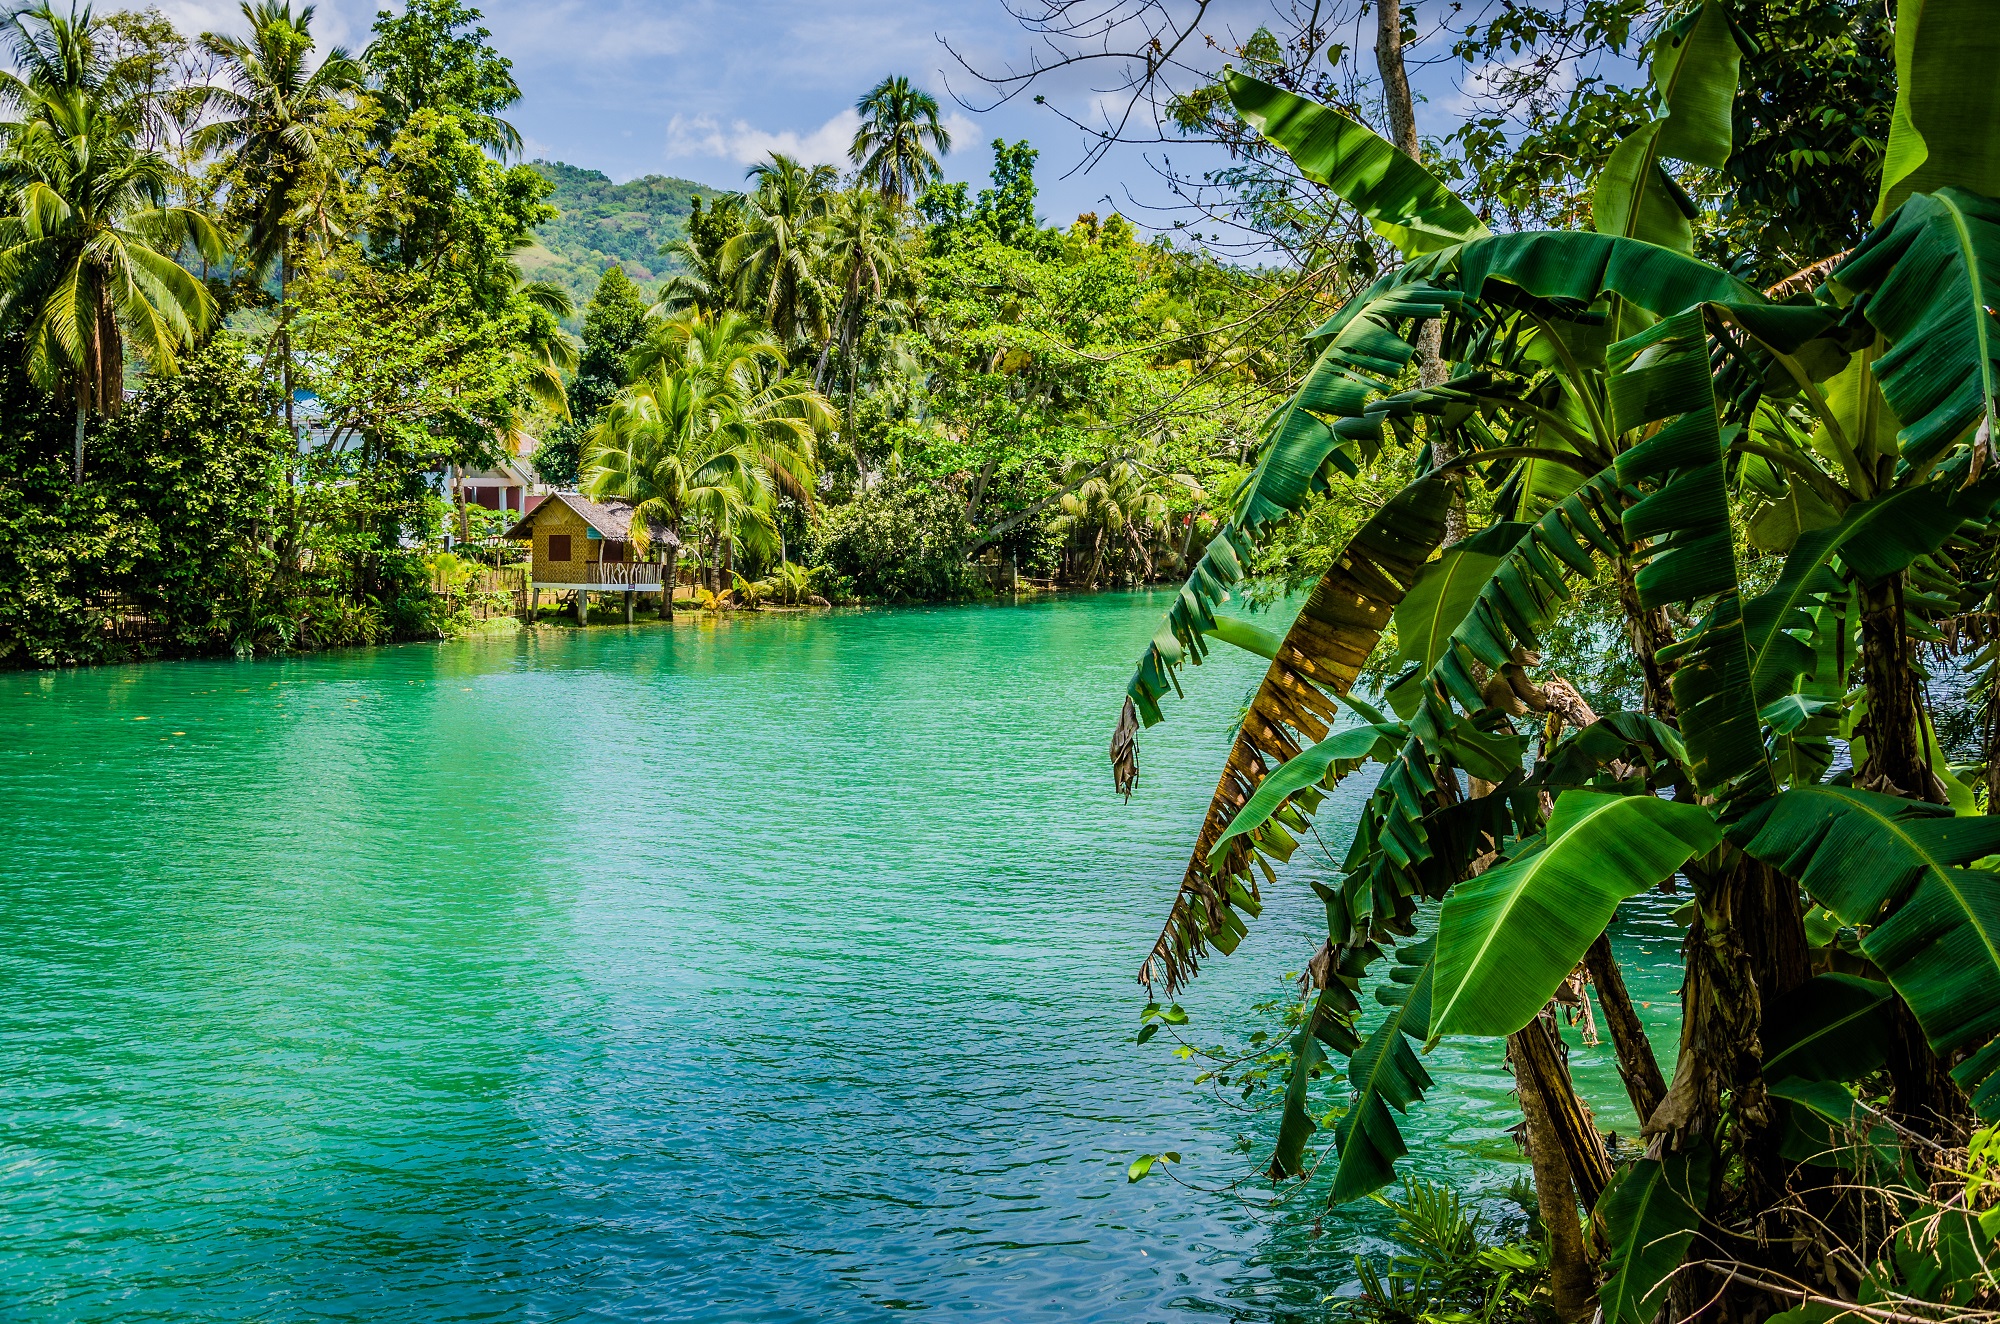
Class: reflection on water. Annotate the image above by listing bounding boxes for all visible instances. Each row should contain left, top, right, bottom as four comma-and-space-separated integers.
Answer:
0, 597, 1684, 1321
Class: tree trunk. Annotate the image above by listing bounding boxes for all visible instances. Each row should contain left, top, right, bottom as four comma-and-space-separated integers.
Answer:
1508, 1017, 1599, 1321
454, 464, 469, 544
1371, 5, 1464, 543
965, 457, 1000, 523
1509, 1010, 1613, 1209
1888, 998, 1967, 1161
1584, 932, 1668, 1128
1856, 573, 1944, 802
281, 231, 294, 437
1373, 0, 1420, 159
1617, 554, 1680, 723
1651, 850, 1813, 1324
661, 543, 678, 619
72, 396, 86, 485
1837, 573, 1961, 1141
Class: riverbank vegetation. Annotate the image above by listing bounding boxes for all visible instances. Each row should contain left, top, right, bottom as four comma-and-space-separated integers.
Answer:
1088, 0, 2000, 1319
0, 0, 1296, 667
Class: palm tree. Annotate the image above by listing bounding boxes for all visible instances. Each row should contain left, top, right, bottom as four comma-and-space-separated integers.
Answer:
849, 75, 951, 204
194, 0, 364, 431
0, 3, 221, 481
654, 234, 726, 317
815, 187, 904, 467
1050, 456, 1173, 587
585, 308, 830, 609
503, 262, 576, 417
625, 304, 782, 387
721, 153, 835, 347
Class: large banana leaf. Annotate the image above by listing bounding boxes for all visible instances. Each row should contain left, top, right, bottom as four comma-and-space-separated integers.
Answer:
1593, 1, 1739, 255
1875, 0, 2000, 221
1326, 939, 1435, 1201
1761, 973, 1895, 1084
1125, 285, 1450, 728
1339, 474, 1632, 933
1139, 479, 1452, 992
1730, 787, 2000, 1118
1610, 310, 1775, 805
1397, 472, 1628, 750
1430, 791, 1720, 1040
1594, 124, 1698, 255
1226, 74, 1488, 257
1613, 308, 1735, 603
1647, 1, 1742, 169
1384, 522, 1534, 717
1834, 189, 2000, 465
1445, 231, 1759, 317
1270, 934, 1386, 1175
1595, 1151, 1713, 1324
1730, 785, 2000, 922
1207, 721, 1403, 869
1866, 862, 2000, 1118
1743, 473, 2000, 710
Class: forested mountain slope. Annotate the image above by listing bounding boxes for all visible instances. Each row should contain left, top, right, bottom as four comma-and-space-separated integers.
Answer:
521, 161, 723, 312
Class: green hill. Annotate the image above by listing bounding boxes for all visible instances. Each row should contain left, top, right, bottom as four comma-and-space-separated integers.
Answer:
523, 160, 727, 316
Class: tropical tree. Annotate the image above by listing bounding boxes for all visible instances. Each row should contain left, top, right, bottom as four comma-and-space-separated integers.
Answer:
849, 74, 951, 204
815, 185, 906, 463
585, 308, 830, 610
0, 2, 221, 481
1114, 5, 2000, 1321
195, 0, 365, 430
655, 194, 740, 318
1049, 454, 1180, 587
721, 153, 836, 347
502, 260, 575, 416
361, 0, 519, 157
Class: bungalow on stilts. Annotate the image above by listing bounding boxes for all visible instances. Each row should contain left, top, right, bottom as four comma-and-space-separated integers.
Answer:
504, 493, 680, 624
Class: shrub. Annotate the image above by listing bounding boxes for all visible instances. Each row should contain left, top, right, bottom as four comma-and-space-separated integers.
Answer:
807, 478, 984, 603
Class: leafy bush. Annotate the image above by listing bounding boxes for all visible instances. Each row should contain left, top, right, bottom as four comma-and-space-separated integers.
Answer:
0, 339, 462, 667
808, 479, 985, 603
1337, 1180, 1553, 1324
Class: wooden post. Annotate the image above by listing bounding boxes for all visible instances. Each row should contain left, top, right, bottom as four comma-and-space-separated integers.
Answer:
530, 586, 539, 619
624, 590, 634, 624
575, 590, 588, 626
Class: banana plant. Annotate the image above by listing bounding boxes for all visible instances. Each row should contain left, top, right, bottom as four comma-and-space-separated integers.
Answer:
1114, 3, 2000, 1317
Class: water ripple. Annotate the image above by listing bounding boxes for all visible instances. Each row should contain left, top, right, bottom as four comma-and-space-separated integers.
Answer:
0, 597, 1686, 1321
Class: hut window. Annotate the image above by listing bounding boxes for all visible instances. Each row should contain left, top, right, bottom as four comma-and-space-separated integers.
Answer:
547, 533, 572, 562
602, 540, 626, 564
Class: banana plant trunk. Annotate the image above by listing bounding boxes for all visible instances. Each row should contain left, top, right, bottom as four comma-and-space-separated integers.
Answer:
1855, 572, 1943, 802
1854, 575, 1969, 1145
1654, 853, 1813, 1322
1617, 555, 1679, 723
1506, 1012, 1603, 1321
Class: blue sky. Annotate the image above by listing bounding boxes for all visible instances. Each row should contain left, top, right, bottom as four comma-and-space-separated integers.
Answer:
145, 0, 1560, 231
144, 0, 1200, 224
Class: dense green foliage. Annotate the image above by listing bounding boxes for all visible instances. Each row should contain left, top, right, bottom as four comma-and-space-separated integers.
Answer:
1095, 3, 2000, 1321
0, 0, 573, 663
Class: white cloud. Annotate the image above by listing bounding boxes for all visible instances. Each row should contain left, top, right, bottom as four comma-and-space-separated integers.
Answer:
665, 108, 984, 175
664, 109, 861, 169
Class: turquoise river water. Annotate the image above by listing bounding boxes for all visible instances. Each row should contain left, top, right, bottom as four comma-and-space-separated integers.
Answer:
0, 593, 1684, 1322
